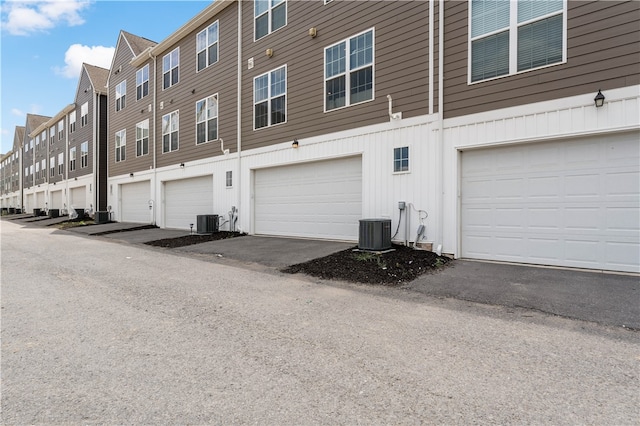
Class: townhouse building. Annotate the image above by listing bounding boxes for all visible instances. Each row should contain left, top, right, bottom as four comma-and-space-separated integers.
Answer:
0, 126, 23, 210
3, 0, 638, 273
21, 114, 51, 214
102, 0, 639, 273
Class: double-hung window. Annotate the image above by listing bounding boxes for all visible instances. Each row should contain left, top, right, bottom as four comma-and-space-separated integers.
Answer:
58, 120, 64, 141
58, 153, 64, 175
41, 160, 45, 179
254, 66, 286, 129
470, 0, 566, 83
50, 156, 55, 177
81, 102, 88, 127
81, 142, 88, 168
325, 29, 374, 111
69, 111, 76, 133
162, 48, 180, 90
41, 131, 46, 147
115, 130, 126, 162
69, 147, 77, 172
49, 127, 55, 145
136, 65, 149, 100
196, 94, 218, 144
255, 0, 286, 40
162, 111, 179, 153
35, 162, 40, 179
116, 81, 126, 111
136, 119, 149, 157
197, 21, 219, 72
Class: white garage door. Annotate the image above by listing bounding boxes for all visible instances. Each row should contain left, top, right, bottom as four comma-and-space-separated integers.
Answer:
164, 175, 213, 230
35, 191, 45, 208
121, 181, 151, 223
25, 194, 34, 212
70, 187, 85, 209
461, 132, 639, 273
51, 190, 63, 209
254, 156, 362, 240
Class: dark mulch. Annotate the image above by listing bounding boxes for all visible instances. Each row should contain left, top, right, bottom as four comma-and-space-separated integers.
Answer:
282, 244, 451, 285
91, 224, 158, 236
145, 231, 246, 248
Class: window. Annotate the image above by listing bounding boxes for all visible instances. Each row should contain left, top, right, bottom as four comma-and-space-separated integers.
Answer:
41, 160, 45, 178
58, 119, 64, 140
197, 21, 219, 72
255, 0, 286, 40
162, 111, 179, 153
470, 0, 565, 83
41, 131, 46, 147
35, 162, 40, 179
254, 65, 286, 129
394, 147, 409, 173
81, 102, 88, 126
50, 156, 55, 177
136, 65, 149, 100
226, 171, 233, 188
25, 167, 28, 177
81, 142, 88, 168
136, 119, 149, 157
115, 80, 126, 111
30, 139, 33, 150
115, 129, 126, 162
162, 48, 180, 89
69, 147, 77, 172
325, 29, 374, 111
69, 111, 76, 133
196, 94, 218, 144
58, 153, 64, 175
49, 127, 55, 145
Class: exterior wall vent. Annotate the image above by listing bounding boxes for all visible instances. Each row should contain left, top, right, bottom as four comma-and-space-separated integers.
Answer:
358, 219, 391, 251
197, 214, 218, 234
95, 211, 109, 224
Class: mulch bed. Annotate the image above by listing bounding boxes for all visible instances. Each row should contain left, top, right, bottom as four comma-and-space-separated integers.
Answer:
282, 244, 451, 285
145, 231, 246, 248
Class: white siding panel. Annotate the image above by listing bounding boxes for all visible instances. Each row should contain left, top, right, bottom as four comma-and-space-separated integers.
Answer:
51, 190, 63, 209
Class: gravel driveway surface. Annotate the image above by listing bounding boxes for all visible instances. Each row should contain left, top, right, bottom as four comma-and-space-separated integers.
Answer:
2, 221, 638, 424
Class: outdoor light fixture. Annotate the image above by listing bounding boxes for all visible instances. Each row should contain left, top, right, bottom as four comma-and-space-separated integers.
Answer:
266, 48, 273, 57
129, 173, 134, 177
180, 163, 185, 168
594, 90, 605, 108
292, 139, 299, 148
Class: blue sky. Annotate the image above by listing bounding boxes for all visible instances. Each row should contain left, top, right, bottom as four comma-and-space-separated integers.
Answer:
0, 0, 213, 154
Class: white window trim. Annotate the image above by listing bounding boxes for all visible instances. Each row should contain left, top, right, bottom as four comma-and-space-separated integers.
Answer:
69, 111, 76, 133
162, 47, 180, 90
81, 102, 89, 127
50, 156, 55, 177
115, 80, 126, 111
136, 119, 150, 157
196, 20, 219, 73
69, 147, 77, 172
162, 110, 180, 154
136, 65, 149, 101
81, 141, 88, 168
58, 153, 64, 175
323, 27, 376, 113
254, 0, 287, 41
115, 129, 126, 163
253, 65, 287, 130
225, 170, 233, 188
467, 0, 567, 85
58, 120, 64, 140
195, 93, 219, 145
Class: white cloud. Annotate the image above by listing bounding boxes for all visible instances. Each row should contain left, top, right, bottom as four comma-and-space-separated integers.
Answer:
11, 108, 24, 117
53, 43, 114, 79
1, 128, 10, 136
2, 0, 90, 36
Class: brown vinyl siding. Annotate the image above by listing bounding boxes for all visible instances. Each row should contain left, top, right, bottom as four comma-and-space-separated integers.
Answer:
70, 70, 95, 180
153, 5, 239, 169
108, 35, 155, 177
241, 0, 430, 151
443, 0, 640, 119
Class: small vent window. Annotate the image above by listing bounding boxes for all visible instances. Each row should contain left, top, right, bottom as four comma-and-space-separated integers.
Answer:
393, 147, 409, 173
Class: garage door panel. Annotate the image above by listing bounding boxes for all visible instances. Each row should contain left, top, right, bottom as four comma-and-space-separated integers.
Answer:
462, 132, 640, 272
164, 175, 213, 230
121, 181, 150, 223
255, 156, 362, 241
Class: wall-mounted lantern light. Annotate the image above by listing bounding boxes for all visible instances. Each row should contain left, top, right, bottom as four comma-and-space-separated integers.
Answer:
594, 89, 605, 108
180, 163, 185, 168
292, 139, 299, 148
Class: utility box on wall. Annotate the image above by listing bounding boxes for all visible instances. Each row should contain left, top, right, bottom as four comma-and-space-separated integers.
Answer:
358, 219, 392, 251
197, 214, 218, 234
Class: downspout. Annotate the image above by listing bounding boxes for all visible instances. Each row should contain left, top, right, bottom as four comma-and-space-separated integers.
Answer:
93, 91, 99, 212
236, 0, 242, 232
429, 0, 434, 115
436, 0, 445, 255
151, 51, 157, 225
